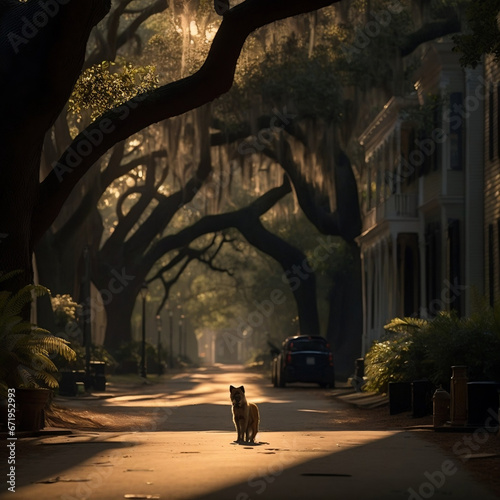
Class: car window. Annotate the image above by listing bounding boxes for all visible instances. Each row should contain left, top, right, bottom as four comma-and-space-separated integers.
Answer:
288, 339, 329, 352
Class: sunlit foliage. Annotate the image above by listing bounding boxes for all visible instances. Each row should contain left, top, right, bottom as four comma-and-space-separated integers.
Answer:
68, 60, 159, 122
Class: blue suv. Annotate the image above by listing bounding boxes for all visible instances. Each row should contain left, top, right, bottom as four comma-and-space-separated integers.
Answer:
272, 335, 335, 388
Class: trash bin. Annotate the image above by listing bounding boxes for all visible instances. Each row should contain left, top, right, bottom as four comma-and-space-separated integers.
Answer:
433, 386, 450, 427
389, 382, 412, 415
467, 381, 499, 430
412, 380, 434, 418
58, 370, 78, 397
90, 361, 107, 391
354, 358, 365, 379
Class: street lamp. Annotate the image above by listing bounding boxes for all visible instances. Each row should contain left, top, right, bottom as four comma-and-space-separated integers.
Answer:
177, 304, 182, 359
183, 314, 187, 359
139, 282, 148, 378
82, 245, 91, 389
178, 314, 184, 359
156, 314, 162, 376
168, 307, 174, 369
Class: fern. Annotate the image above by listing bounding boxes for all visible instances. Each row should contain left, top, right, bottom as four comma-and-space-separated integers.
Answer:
4, 284, 48, 318
384, 317, 428, 334
0, 271, 76, 397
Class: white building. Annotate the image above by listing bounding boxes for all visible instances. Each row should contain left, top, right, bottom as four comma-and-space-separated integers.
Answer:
356, 40, 485, 354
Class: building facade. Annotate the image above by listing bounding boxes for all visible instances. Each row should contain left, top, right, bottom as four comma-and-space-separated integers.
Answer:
356, 40, 485, 354
484, 55, 500, 306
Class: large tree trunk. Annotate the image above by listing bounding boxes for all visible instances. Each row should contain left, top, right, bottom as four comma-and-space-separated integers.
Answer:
326, 242, 362, 379
238, 217, 320, 336
0, 139, 42, 292
103, 288, 137, 350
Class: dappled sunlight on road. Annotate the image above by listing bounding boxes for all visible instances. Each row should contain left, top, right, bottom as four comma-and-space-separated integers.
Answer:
15, 429, 496, 500
54, 365, 352, 432
9, 366, 498, 499
95, 365, 339, 433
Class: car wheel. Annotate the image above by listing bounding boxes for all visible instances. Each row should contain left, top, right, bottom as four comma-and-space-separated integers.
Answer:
278, 368, 286, 388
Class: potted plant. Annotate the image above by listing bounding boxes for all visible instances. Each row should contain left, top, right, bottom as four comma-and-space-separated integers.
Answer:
0, 271, 76, 431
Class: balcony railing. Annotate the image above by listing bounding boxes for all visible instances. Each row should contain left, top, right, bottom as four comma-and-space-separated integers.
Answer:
362, 193, 418, 233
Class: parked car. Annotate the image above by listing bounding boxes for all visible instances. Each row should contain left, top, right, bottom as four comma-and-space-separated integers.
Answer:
271, 335, 335, 388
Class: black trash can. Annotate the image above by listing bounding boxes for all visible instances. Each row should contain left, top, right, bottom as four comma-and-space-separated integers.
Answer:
354, 358, 365, 379
90, 361, 107, 391
58, 371, 78, 397
389, 382, 412, 415
467, 382, 499, 430
412, 380, 434, 418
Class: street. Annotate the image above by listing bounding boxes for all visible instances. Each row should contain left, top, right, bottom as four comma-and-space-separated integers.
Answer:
1, 365, 498, 500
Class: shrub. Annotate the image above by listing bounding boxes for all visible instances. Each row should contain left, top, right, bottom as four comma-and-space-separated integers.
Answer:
364, 317, 427, 393
364, 296, 500, 393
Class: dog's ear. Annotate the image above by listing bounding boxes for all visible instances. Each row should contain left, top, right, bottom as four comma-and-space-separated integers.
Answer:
229, 385, 235, 392
240, 386, 245, 393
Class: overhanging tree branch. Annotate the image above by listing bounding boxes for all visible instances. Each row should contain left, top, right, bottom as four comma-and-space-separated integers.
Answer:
150, 234, 234, 314
142, 180, 292, 273
400, 16, 461, 57
34, 0, 340, 241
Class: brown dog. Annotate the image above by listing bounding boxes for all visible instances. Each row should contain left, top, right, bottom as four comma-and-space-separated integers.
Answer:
229, 385, 260, 443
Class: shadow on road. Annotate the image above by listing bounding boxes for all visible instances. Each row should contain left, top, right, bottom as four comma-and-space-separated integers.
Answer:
11, 434, 129, 490
192, 432, 497, 500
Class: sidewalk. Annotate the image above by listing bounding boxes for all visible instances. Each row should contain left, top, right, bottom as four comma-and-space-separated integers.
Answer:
330, 386, 389, 409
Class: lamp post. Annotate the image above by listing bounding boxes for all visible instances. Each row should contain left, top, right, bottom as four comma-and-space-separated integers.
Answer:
139, 283, 148, 378
168, 308, 174, 369
183, 314, 187, 360
178, 314, 184, 359
82, 246, 92, 390
156, 314, 162, 376
177, 304, 182, 359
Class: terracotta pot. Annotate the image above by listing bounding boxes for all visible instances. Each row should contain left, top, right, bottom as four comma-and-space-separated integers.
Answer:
15, 388, 51, 431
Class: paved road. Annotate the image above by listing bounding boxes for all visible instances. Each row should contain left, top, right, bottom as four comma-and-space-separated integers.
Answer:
1, 365, 498, 499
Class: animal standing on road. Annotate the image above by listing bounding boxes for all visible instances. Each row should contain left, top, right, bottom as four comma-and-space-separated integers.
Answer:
229, 385, 259, 443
